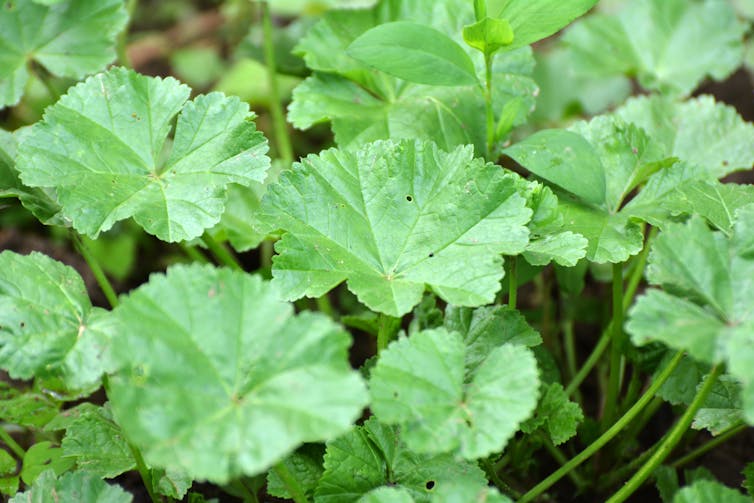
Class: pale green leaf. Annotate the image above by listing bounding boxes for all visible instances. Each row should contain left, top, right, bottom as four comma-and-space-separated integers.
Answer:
348, 22, 478, 86
0, 251, 113, 390
0, 0, 127, 108
495, 0, 598, 51
46, 404, 134, 479
627, 208, 754, 423
314, 417, 487, 502
615, 95, 754, 179
524, 232, 589, 267
107, 264, 368, 483
10, 469, 132, 503
443, 304, 541, 373
521, 383, 583, 445
16, 67, 270, 242
673, 480, 749, 503
151, 468, 192, 500
289, 0, 537, 155
263, 140, 531, 317
358, 487, 414, 503
430, 480, 512, 503
369, 328, 539, 459
463, 17, 513, 56
564, 0, 746, 96
267, 445, 324, 500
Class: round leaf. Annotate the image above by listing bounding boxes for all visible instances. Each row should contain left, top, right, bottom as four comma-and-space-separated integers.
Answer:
107, 264, 368, 483
16, 67, 270, 242
369, 329, 540, 459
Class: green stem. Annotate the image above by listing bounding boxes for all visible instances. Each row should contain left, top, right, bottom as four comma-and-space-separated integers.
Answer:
603, 263, 624, 426
231, 479, 260, 503
315, 293, 335, 319
598, 440, 660, 491
606, 364, 724, 503
202, 232, 243, 271
483, 54, 495, 160
507, 255, 517, 309
482, 459, 521, 499
73, 233, 119, 308
670, 421, 747, 469
116, 0, 137, 68
272, 463, 309, 503
261, 240, 274, 270
179, 243, 210, 263
31, 63, 61, 102
0, 427, 25, 459
376, 314, 400, 353
260, 0, 294, 166
542, 437, 587, 490
518, 350, 685, 503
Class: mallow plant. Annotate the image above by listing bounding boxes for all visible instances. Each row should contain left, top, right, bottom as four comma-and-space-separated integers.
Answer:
1, 0, 754, 501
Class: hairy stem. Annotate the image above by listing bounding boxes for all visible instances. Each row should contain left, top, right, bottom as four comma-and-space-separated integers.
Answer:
0, 427, 25, 459
603, 262, 624, 426
272, 462, 309, 503
607, 364, 723, 503
202, 232, 243, 271
518, 350, 685, 503
260, 1, 294, 166
73, 233, 119, 308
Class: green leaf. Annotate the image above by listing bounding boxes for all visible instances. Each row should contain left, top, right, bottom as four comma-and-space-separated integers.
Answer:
521, 383, 584, 445
267, 445, 324, 500
10, 469, 132, 503
0, 251, 113, 390
673, 480, 749, 503
661, 181, 754, 235
0, 383, 60, 428
107, 264, 368, 483
656, 355, 705, 407
0, 0, 128, 108
443, 304, 541, 373
430, 480, 512, 503
463, 17, 513, 57
693, 376, 744, 436
615, 95, 754, 179
263, 140, 531, 317
347, 22, 478, 86
45, 404, 134, 479
289, 0, 538, 155
358, 487, 414, 503
0, 449, 18, 497
627, 207, 754, 423
16, 67, 270, 242
494, 0, 598, 50
20, 442, 75, 485
564, 0, 746, 96
151, 468, 192, 500
314, 417, 487, 502
369, 328, 539, 459
743, 462, 754, 497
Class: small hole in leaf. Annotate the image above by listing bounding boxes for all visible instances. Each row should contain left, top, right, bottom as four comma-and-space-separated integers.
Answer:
19, 321, 25, 328
425, 481, 435, 490
393, 391, 399, 398
406, 195, 413, 202
723, 160, 729, 166
428, 252, 434, 258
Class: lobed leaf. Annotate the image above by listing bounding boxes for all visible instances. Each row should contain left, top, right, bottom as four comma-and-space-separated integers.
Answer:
369, 328, 540, 459
0, 0, 127, 108
107, 264, 368, 483
10, 469, 131, 503
16, 67, 270, 242
521, 383, 584, 445
673, 480, 749, 503
0, 251, 113, 391
263, 139, 532, 316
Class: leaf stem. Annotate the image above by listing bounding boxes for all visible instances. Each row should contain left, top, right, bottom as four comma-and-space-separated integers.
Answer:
606, 364, 723, 503
483, 54, 495, 160
670, 421, 747, 468
603, 262, 624, 426
260, 0, 294, 167
315, 293, 335, 319
518, 350, 685, 503
271, 462, 309, 503
179, 243, 210, 263
0, 427, 25, 459
376, 314, 400, 353
507, 255, 517, 309
72, 233, 119, 308
202, 232, 243, 271
116, 0, 138, 68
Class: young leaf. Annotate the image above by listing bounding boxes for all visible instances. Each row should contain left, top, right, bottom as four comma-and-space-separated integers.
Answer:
0, 0, 128, 108
0, 251, 114, 391
314, 417, 487, 502
347, 22, 478, 86
521, 383, 584, 445
10, 469, 132, 503
564, 0, 746, 96
463, 17, 514, 57
505, 116, 668, 263
369, 328, 540, 459
20, 442, 75, 485
494, 0, 598, 50
615, 95, 754, 179
266, 445, 324, 500
107, 264, 368, 483
16, 67, 270, 242
262, 140, 532, 317
627, 206, 754, 423
672, 479, 749, 503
